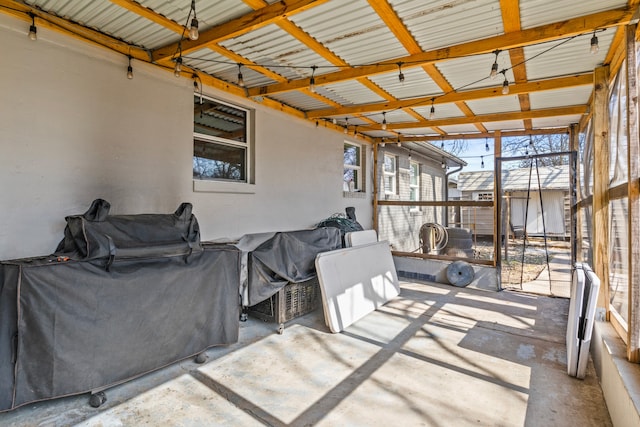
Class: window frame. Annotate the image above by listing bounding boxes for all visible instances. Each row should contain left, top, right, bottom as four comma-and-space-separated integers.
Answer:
343, 141, 363, 192
192, 94, 252, 185
383, 154, 397, 195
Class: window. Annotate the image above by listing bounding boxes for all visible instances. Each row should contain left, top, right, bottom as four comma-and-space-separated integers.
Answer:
193, 95, 249, 182
474, 192, 494, 201
343, 142, 362, 191
383, 154, 396, 194
409, 161, 420, 201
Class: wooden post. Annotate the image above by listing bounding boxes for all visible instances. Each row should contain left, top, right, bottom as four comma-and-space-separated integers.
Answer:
593, 65, 610, 312
625, 24, 640, 362
569, 123, 579, 267
504, 193, 510, 262
373, 143, 379, 235
494, 131, 502, 288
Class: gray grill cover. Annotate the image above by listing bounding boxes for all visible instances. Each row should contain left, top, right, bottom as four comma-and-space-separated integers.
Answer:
0, 245, 240, 412
247, 228, 341, 305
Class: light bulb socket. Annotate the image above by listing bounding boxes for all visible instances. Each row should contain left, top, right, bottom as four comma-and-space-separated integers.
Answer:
238, 72, 245, 87
189, 18, 199, 40
127, 65, 133, 80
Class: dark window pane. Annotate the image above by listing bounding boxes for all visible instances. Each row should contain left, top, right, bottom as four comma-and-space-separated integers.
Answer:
344, 144, 360, 166
194, 96, 246, 143
193, 139, 246, 181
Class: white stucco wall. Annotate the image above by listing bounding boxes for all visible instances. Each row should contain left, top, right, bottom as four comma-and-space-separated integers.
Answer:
0, 15, 371, 260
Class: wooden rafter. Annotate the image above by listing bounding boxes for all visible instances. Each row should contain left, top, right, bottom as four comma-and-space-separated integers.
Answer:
247, 7, 634, 97
359, 105, 586, 131
367, 0, 486, 133
152, 0, 330, 62
307, 74, 593, 118
499, 0, 533, 130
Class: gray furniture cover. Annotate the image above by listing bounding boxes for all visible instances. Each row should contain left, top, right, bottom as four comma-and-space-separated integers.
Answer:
246, 228, 341, 306
0, 200, 241, 412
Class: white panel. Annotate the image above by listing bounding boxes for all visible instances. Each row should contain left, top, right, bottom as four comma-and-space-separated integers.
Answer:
316, 241, 400, 333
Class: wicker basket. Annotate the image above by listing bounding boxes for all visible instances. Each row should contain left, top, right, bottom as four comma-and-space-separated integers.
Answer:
248, 277, 319, 324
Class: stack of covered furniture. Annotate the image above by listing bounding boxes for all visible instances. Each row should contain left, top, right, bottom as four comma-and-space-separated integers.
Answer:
0, 199, 241, 412
236, 228, 341, 333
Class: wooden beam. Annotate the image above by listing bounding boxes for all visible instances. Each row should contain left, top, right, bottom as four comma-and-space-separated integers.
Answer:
307, 74, 593, 118
0, 0, 149, 61
494, 130, 502, 276
109, 0, 184, 33
569, 123, 580, 267
247, 7, 634, 97
377, 200, 494, 207
151, 0, 330, 62
361, 105, 586, 131
626, 23, 640, 362
593, 65, 610, 311
379, 127, 569, 142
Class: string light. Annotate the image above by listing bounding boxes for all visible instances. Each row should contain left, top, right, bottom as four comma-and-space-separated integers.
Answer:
397, 136, 401, 147
485, 138, 489, 152
397, 62, 404, 83
408, 151, 412, 161
344, 117, 349, 134
441, 159, 447, 169
174, 56, 183, 77
332, 118, 337, 125
489, 50, 499, 79
440, 137, 444, 149
237, 63, 245, 87
315, 120, 319, 127
28, 12, 37, 41
309, 65, 317, 93
188, 0, 199, 41
501, 70, 509, 95
354, 125, 358, 138
127, 56, 133, 80
590, 31, 599, 54
382, 112, 387, 130
380, 141, 386, 147
429, 98, 435, 120
481, 156, 485, 168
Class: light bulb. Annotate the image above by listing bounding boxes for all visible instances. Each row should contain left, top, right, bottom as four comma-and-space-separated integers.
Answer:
481, 157, 485, 168
309, 76, 315, 93
344, 126, 348, 134
382, 113, 387, 130
332, 118, 337, 125
502, 79, 509, 95
28, 24, 37, 41
189, 18, 199, 41
127, 65, 133, 80
380, 142, 386, 147
485, 139, 490, 152
174, 57, 182, 77
590, 34, 599, 54
490, 62, 498, 79
429, 106, 435, 120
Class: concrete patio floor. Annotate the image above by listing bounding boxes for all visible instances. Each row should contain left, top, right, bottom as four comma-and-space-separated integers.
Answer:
0, 280, 610, 427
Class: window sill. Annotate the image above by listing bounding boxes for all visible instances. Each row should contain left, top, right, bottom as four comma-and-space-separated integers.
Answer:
193, 179, 255, 194
343, 191, 366, 199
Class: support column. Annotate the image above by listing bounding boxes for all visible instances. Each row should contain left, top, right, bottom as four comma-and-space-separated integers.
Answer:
569, 123, 579, 267
373, 143, 379, 235
493, 131, 502, 289
593, 65, 610, 312
626, 24, 640, 362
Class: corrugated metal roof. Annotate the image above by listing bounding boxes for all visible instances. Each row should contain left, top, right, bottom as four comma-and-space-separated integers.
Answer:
10, 0, 631, 139
458, 165, 569, 191
519, 0, 627, 29
392, 0, 505, 50
435, 53, 516, 92
529, 86, 593, 110
524, 29, 616, 80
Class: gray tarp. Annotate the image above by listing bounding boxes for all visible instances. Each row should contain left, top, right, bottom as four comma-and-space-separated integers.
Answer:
0, 245, 240, 412
245, 228, 341, 306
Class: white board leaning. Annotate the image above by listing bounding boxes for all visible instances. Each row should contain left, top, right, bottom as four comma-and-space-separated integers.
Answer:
315, 241, 400, 333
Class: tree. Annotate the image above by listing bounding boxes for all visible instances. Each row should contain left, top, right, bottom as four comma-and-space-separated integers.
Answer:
501, 133, 569, 168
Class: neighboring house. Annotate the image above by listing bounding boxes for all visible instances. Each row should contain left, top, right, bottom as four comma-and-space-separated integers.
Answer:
457, 165, 570, 238
377, 143, 465, 253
